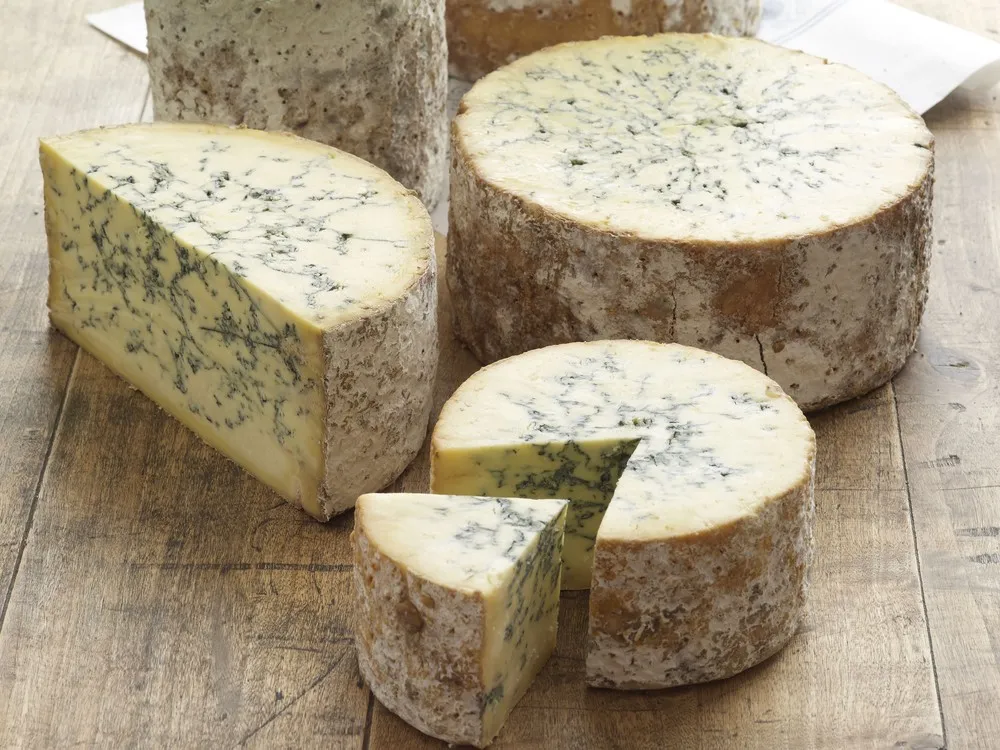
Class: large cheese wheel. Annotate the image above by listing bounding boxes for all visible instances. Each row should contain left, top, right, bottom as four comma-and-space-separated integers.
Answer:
353, 493, 568, 747
42, 123, 437, 520
447, 0, 761, 80
431, 340, 816, 688
145, 0, 448, 208
448, 34, 934, 412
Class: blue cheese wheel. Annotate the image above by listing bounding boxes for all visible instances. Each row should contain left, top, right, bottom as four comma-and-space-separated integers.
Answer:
352, 493, 568, 747
145, 0, 448, 207
41, 123, 437, 520
431, 340, 816, 689
448, 0, 761, 80
448, 33, 934, 412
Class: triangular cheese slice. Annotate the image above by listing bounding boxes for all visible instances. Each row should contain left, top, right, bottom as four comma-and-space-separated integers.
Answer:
353, 493, 568, 747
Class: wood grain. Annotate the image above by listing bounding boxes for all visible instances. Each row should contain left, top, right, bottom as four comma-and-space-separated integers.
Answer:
0, 0, 148, 622
0, 2, 367, 745
894, 88, 1000, 750
0, 351, 367, 747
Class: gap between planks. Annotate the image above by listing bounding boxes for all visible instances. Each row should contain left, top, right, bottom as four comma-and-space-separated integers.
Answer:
893, 382, 949, 749
361, 692, 375, 750
0, 350, 79, 632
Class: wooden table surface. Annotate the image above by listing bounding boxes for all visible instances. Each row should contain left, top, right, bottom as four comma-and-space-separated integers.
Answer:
2, 1, 999, 747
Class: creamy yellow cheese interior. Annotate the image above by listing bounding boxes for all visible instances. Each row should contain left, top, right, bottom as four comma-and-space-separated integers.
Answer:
42, 124, 431, 517
431, 341, 815, 587
455, 34, 932, 242
433, 438, 637, 589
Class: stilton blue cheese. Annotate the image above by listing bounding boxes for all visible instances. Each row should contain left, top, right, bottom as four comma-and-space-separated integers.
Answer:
352, 493, 568, 747
449, 33, 934, 411
447, 0, 761, 80
431, 340, 816, 689
145, 0, 448, 207
41, 123, 437, 520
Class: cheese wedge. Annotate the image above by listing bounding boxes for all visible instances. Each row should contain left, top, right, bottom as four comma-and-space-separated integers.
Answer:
449, 33, 934, 411
353, 493, 568, 747
41, 123, 437, 520
431, 340, 816, 688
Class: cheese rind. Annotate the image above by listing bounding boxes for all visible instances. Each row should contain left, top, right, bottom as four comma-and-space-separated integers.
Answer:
448, 34, 934, 411
42, 123, 437, 519
431, 340, 816, 688
352, 493, 568, 747
447, 0, 761, 80
589, 477, 813, 688
145, 0, 448, 207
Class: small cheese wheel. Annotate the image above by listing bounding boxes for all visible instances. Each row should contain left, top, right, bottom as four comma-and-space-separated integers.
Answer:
353, 493, 568, 747
145, 0, 448, 207
447, 0, 761, 80
448, 34, 934, 412
431, 340, 816, 688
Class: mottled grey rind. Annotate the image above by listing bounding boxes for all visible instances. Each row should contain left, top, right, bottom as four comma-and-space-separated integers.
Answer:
352, 496, 566, 747
588, 465, 815, 688
448, 0, 761, 81
448, 39, 934, 413
354, 529, 489, 747
321, 268, 437, 516
145, 0, 448, 208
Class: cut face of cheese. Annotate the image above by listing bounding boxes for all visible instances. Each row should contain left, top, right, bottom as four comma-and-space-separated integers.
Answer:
434, 437, 638, 590
449, 33, 934, 411
42, 123, 437, 520
447, 0, 761, 81
352, 493, 568, 748
431, 340, 816, 688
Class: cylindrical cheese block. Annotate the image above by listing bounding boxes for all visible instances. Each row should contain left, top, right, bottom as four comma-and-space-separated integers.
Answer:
145, 0, 448, 208
448, 0, 761, 80
448, 34, 934, 412
431, 340, 816, 689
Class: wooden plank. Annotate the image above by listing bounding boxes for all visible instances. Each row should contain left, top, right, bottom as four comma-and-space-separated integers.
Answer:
888, 3, 1000, 747
0, 349, 368, 747
0, 0, 148, 618
370, 387, 943, 747
893, 84, 1000, 749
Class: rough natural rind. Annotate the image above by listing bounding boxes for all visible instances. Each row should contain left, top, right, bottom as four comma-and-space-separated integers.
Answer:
448, 34, 934, 412
353, 493, 568, 747
588, 474, 814, 689
145, 0, 448, 207
42, 123, 437, 520
431, 340, 816, 689
447, 0, 761, 80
